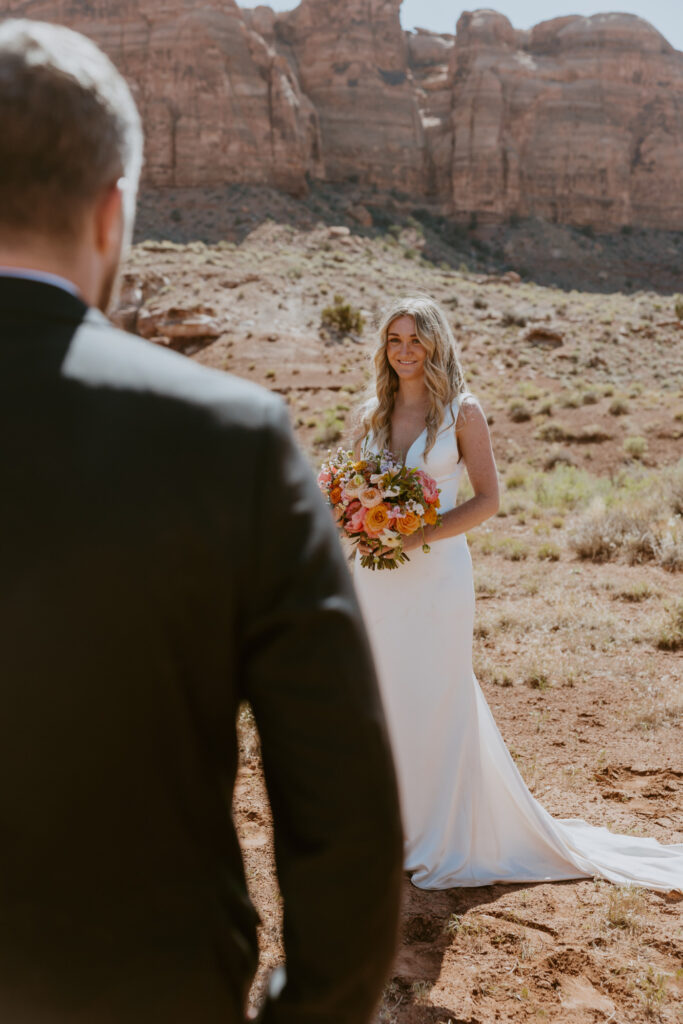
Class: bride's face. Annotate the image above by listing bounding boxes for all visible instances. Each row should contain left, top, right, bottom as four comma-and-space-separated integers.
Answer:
386, 315, 428, 381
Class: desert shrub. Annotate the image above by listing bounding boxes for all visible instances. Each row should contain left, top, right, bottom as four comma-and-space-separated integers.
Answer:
505, 463, 529, 489
501, 311, 527, 328
500, 538, 529, 561
581, 389, 599, 405
674, 295, 683, 320
575, 424, 612, 443
613, 581, 653, 602
314, 408, 345, 446
537, 543, 561, 561
623, 435, 648, 459
569, 492, 683, 571
543, 449, 575, 470
536, 421, 570, 442
609, 396, 629, 415
656, 600, 683, 650
525, 663, 551, 690
321, 294, 365, 334
663, 460, 683, 516
605, 884, 645, 932
507, 400, 532, 423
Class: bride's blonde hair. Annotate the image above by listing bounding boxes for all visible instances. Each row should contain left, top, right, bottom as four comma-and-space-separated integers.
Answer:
355, 295, 468, 459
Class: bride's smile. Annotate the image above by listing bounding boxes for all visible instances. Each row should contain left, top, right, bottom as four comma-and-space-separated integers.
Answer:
386, 314, 428, 379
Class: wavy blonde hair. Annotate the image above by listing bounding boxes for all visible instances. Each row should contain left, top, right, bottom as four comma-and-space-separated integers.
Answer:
355, 295, 469, 460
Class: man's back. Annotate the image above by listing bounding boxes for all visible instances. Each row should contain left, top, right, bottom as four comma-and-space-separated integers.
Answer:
0, 277, 402, 1022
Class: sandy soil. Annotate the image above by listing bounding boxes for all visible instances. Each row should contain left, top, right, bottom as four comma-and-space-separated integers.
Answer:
119, 223, 683, 1023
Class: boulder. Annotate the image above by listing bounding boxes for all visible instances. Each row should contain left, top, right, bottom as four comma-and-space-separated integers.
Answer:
136, 305, 224, 350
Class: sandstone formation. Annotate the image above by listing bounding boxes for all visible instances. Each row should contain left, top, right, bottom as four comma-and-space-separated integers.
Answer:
4, 1, 683, 230
445, 10, 683, 230
6, 0, 321, 193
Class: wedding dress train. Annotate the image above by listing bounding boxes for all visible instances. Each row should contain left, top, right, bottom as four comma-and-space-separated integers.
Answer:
353, 397, 683, 892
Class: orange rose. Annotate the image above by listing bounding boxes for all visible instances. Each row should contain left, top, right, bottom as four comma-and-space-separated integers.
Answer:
365, 503, 390, 535
423, 506, 438, 526
329, 486, 342, 504
395, 511, 420, 536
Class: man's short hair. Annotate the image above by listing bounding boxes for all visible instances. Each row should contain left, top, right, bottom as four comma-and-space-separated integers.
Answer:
0, 19, 143, 240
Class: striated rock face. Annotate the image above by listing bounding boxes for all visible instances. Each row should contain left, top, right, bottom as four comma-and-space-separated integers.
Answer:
446, 11, 683, 230
5, 0, 322, 194
273, 0, 425, 193
4, 2, 683, 229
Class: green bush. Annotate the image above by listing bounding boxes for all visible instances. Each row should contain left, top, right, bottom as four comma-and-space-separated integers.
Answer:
507, 400, 532, 423
623, 435, 647, 459
321, 294, 365, 335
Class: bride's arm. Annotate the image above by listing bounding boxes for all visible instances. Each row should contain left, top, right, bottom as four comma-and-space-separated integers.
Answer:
404, 397, 500, 550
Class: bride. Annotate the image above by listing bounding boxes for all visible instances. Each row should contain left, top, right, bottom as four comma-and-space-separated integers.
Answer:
352, 294, 683, 893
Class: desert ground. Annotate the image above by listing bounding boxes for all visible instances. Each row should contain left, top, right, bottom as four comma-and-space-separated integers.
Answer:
119, 214, 682, 1023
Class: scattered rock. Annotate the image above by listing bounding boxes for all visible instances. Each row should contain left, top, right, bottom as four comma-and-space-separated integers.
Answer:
220, 274, 261, 289
136, 306, 223, 350
328, 225, 351, 238
110, 270, 170, 332
525, 326, 564, 348
347, 204, 373, 228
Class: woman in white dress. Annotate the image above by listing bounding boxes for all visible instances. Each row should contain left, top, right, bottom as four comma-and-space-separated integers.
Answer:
353, 295, 683, 894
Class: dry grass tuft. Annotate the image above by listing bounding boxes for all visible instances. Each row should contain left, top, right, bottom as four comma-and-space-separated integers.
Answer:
655, 599, 683, 651
605, 884, 646, 933
569, 488, 683, 572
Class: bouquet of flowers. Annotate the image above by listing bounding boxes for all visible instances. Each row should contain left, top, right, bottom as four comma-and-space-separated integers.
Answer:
317, 447, 442, 570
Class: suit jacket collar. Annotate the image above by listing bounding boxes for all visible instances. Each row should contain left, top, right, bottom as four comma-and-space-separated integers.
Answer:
0, 275, 91, 324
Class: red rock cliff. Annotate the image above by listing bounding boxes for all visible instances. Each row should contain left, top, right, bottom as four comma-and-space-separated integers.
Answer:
3, 2, 682, 229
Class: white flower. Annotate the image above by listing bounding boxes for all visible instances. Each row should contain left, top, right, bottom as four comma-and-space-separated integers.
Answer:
382, 486, 400, 498
379, 529, 402, 548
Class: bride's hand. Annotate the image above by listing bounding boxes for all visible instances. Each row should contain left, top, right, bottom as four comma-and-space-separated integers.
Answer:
358, 541, 393, 557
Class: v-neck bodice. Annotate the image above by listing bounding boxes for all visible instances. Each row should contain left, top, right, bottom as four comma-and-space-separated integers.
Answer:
364, 397, 467, 514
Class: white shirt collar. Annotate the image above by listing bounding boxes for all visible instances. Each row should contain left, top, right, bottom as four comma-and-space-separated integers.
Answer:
0, 267, 82, 299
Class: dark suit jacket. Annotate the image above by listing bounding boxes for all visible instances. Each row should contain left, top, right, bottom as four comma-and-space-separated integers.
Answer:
0, 278, 402, 1023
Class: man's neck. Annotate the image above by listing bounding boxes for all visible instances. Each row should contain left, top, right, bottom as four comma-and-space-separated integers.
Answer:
0, 244, 94, 306
0, 265, 82, 299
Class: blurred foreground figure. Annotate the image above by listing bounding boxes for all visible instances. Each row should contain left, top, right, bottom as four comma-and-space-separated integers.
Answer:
0, 20, 402, 1023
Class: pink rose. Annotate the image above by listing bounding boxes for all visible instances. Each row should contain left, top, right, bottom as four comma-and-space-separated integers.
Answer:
318, 469, 332, 487
346, 505, 368, 534
416, 470, 439, 504
359, 487, 383, 508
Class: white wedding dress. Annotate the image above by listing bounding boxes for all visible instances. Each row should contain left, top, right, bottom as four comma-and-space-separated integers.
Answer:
354, 396, 683, 893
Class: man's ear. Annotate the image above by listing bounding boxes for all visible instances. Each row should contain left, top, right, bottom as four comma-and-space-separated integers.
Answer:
94, 181, 124, 255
